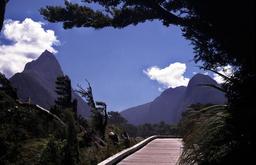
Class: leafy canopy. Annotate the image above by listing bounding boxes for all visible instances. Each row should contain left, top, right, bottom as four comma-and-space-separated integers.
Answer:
41, 0, 255, 71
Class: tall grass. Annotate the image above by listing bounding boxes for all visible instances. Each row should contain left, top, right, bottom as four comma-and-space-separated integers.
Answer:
179, 104, 233, 165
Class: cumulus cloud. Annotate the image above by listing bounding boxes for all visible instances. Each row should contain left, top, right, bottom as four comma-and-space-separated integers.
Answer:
213, 65, 234, 84
0, 18, 59, 78
144, 62, 190, 88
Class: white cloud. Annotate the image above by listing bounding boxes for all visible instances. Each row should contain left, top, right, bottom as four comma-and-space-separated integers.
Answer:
144, 62, 190, 88
213, 65, 234, 84
158, 87, 164, 92
203, 72, 209, 75
0, 18, 59, 78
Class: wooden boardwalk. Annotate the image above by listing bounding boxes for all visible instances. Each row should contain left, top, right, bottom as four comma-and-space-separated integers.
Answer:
117, 138, 183, 165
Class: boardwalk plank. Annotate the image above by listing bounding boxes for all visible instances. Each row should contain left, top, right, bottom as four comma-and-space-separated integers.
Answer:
117, 138, 182, 165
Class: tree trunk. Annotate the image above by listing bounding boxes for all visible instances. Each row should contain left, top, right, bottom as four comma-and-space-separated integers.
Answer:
0, 0, 8, 31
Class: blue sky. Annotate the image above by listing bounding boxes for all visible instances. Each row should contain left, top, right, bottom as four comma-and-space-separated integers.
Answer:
0, 0, 217, 111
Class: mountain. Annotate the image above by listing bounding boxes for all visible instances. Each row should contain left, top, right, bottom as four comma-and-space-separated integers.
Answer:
120, 103, 151, 125
175, 74, 226, 121
121, 74, 226, 125
10, 50, 90, 117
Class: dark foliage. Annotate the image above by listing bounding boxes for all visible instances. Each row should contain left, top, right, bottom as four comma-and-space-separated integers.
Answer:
125, 121, 178, 138
108, 111, 127, 126
0, 73, 18, 100
63, 110, 80, 165
40, 0, 254, 70
0, 92, 65, 164
55, 76, 72, 109
39, 136, 63, 165
0, 0, 8, 31
54, 75, 78, 119
107, 111, 178, 138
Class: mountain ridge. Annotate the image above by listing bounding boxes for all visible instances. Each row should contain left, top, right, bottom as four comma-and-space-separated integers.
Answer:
121, 74, 226, 125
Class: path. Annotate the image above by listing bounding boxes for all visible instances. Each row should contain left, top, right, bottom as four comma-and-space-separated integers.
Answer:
117, 138, 183, 165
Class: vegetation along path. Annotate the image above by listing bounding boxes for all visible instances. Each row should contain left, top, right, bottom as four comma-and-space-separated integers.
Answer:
118, 138, 183, 165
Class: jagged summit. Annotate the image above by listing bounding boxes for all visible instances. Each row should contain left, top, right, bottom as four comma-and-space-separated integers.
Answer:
23, 50, 63, 81
10, 50, 90, 118
35, 50, 56, 63
25, 50, 57, 69
188, 73, 217, 87
160, 86, 186, 97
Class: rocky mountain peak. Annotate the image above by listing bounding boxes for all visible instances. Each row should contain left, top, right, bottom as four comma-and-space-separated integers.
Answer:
10, 50, 90, 118
160, 86, 186, 97
23, 50, 63, 82
188, 73, 217, 87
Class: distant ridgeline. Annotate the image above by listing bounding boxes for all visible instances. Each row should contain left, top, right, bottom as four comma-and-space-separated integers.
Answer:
121, 74, 227, 125
10, 50, 91, 118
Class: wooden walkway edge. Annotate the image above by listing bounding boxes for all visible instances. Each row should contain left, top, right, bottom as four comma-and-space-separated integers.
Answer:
98, 135, 183, 165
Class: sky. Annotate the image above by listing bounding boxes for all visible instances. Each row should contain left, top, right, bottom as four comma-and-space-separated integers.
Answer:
0, 0, 229, 111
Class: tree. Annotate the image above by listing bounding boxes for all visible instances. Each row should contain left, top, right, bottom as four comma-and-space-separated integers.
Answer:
40, 0, 254, 71
72, 99, 78, 119
76, 81, 96, 111
0, 73, 17, 100
55, 76, 72, 109
63, 110, 80, 165
95, 101, 108, 138
41, 1, 255, 163
108, 111, 127, 126
0, 0, 8, 31
76, 81, 108, 139
54, 75, 78, 118
40, 136, 63, 165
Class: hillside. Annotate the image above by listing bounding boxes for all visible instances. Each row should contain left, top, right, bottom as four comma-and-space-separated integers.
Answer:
0, 73, 138, 165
